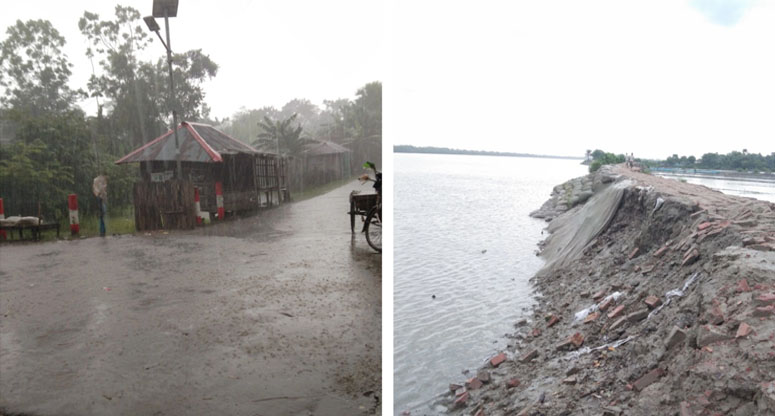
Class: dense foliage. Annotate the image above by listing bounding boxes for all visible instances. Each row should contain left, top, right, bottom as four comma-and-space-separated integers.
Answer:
0, 7, 217, 220
588, 149, 626, 172
1, 10, 381, 222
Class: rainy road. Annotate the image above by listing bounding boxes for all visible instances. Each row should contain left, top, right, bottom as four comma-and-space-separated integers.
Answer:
0, 180, 381, 416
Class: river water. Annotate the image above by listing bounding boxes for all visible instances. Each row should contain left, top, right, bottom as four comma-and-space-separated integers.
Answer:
654, 173, 775, 203
393, 155, 775, 414
393, 154, 588, 414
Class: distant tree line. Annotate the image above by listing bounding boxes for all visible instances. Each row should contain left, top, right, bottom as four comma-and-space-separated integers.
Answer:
643, 150, 775, 173
394, 145, 582, 160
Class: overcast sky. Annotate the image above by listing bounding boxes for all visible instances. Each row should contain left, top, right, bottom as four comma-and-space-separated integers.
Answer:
391, 0, 775, 159
2, 0, 383, 120
3, 1, 774, 160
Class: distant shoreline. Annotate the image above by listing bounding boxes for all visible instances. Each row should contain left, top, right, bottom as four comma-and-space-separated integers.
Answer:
394, 145, 583, 160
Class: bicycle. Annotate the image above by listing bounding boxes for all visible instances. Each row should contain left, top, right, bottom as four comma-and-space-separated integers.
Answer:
351, 162, 381, 253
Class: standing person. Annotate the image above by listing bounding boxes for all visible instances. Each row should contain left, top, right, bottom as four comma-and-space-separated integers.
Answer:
92, 175, 108, 237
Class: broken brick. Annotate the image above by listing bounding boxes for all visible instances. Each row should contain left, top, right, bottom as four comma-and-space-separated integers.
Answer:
474, 410, 485, 416
599, 297, 614, 312
570, 332, 584, 348
557, 333, 584, 351
466, 377, 483, 390
737, 279, 752, 293
664, 326, 687, 349
531, 328, 542, 337
736, 322, 753, 338
755, 293, 775, 306
681, 248, 700, 266
489, 352, 506, 368
633, 368, 664, 391
584, 311, 601, 324
592, 290, 606, 300
753, 305, 775, 317
449, 383, 462, 392
608, 305, 625, 319
506, 378, 521, 388
477, 370, 490, 384
644, 295, 662, 309
608, 316, 628, 332
628, 247, 639, 260
547, 315, 560, 328
705, 305, 725, 325
654, 246, 668, 258
697, 325, 732, 347
520, 349, 538, 363
454, 391, 469, 407
697, 221, 713, 231
627, 309, 649, 323
743, 236, 766, 246
562, 376, 577, 385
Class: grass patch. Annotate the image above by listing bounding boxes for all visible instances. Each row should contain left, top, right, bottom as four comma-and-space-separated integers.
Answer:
78, 211, 136, 237
291, 177, 359, 202
2, 208, 137, 242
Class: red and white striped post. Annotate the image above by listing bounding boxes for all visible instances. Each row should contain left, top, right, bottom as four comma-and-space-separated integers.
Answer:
215, 182, 224, 220
0, 198, 6, 240
68, 194, 79, 235
194, 187, 202, 225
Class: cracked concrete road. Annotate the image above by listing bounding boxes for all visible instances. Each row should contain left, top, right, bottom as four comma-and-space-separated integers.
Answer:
0, 180, 381, 416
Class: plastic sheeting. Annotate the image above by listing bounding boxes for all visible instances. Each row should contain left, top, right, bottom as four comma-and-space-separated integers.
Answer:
540, 180, 632, 270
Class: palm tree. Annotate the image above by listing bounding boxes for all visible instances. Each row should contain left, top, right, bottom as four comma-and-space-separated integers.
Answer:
255, 114, 305, 156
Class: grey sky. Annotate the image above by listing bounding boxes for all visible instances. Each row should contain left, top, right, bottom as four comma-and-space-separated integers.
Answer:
2, 0, 383, 120
390, 0, 774, 159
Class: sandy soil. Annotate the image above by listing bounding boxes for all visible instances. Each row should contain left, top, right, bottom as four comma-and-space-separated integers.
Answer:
0, 180, 381, 416
442, 165, 775, 416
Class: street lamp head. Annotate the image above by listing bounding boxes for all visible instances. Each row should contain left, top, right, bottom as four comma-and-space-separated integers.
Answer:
152, 0, 179, 18
143, 16, 160, 32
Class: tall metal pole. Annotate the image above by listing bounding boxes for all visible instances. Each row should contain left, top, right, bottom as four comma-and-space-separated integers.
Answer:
164, 8, 183, 180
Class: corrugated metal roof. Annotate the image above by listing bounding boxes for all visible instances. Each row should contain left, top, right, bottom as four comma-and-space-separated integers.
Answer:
115, 122, 265, 164
303, 140, 351, 156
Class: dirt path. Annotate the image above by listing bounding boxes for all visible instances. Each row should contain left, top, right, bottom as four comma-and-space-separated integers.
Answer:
0, 180, 381, 416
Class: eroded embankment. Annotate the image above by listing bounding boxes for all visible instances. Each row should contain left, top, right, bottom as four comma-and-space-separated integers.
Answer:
443, 165, 775, 416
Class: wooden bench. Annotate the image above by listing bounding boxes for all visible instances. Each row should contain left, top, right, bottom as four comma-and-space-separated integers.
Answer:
0, 221, 60, 241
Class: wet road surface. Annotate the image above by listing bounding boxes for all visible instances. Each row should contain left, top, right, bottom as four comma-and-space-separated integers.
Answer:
0, 180, 381, 416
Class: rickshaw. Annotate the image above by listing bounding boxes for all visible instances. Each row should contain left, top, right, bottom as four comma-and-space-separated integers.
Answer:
348, 162, 381, 252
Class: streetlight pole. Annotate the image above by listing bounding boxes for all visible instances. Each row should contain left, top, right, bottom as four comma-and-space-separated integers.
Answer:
163, 8, 182, 180
144, 0, 182, 180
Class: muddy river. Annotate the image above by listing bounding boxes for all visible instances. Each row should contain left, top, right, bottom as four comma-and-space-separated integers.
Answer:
393, 154, 587, 414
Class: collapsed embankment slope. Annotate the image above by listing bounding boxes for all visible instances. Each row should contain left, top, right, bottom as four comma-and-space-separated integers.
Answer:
445, 165, 775, 416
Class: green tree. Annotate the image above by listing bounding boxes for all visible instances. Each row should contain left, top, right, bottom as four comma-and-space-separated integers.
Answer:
0, 19, 80, 115
221, 106, 280, 142
79, 5, 218, 153
256, 114, 305, 156
279, 98, 320, 132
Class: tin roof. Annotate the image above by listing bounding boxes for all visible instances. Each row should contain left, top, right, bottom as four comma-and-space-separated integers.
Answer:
115, 122, 265, 164
303, 140, 351, 156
